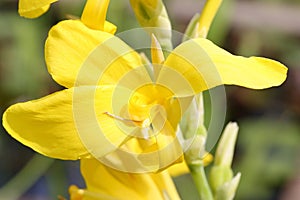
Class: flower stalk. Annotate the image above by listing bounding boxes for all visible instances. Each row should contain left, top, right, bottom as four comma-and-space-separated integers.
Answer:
188, 164, 214, 200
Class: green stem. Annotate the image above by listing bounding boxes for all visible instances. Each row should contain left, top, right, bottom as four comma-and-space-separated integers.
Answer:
0, 154, 54, 199
188, 164, 214, 200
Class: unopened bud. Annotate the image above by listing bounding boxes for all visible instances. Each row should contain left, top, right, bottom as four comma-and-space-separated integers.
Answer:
182, 13, 201, 42
130, 0, 173, 51
209, 122, 240, 194
209, 165, 233, 193
215, 122, 239, 167
215, 173, 241, 200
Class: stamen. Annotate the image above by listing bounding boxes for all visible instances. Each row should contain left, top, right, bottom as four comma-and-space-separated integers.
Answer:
103, 112, 142, 123
103, 112, 157, 140
142, 118, 151, 127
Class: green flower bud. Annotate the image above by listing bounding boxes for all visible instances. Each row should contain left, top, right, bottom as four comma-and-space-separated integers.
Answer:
215, 122, 239, 167
209, 165, 233, 193
180, 95, 204, 139
215, 173, 241, 200
182, 13, 201, 42
130, 0, 173, 51
209, 122, 241, 196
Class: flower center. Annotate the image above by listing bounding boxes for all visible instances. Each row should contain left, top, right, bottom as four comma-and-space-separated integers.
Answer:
127, 84, 173, 138
103, 84, 176, 139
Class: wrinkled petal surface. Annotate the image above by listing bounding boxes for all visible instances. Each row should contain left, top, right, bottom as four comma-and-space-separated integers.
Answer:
80, 158, 180, 200
158, 38, 288, 97
18, 0, 57, 18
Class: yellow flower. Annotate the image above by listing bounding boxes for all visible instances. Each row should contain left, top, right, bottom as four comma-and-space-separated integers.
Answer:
4, 0, 287, 173
69, 158, 181, 200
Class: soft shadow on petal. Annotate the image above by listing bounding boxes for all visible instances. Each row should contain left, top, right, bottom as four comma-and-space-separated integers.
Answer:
80, 158, 180, 200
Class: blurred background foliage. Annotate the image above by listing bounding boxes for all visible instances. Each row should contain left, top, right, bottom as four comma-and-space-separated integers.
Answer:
0, 0, 299, 199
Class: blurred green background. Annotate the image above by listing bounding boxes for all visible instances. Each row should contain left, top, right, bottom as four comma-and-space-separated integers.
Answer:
0, 0, 299, 199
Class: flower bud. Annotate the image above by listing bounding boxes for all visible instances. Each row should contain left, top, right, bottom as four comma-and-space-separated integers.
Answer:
209, 165, 233, 193
209, 122, 240, 195
215, 173, 241, 200
182, 13, 201, 42
215, 122, 239, 167
130, 0, 173, 51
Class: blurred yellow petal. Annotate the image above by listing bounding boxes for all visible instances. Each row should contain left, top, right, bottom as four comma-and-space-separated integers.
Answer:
151, 34, 165, 65
3, 86, 128, 160
150, 170, 182, 200
168, 161, 190, 177
45, 20, 141, 88
197, 0, 223, 38
158, 38, 287, 96
69, 185, 84, 200
18, 0, 57, 18
80, 158, 180, 200
103, 21, 117, 34
81, 0, 110, 30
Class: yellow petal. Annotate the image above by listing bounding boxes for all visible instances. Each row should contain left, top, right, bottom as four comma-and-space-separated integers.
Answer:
103, 21, 117, 34
197, 0, 223, 38
45, 20, 141, 88
129, 121, 183, 172
96, 85, 190, 172
80, 158, 180, 200
18, 0, 57, 18
168, 161, 190, 177
81, 0, 110, 30
151, 34, 165, 65
150, 170, 182, 200
69, 185, 84, 200
96, 117, 184, 172
158, 38, 287, 96
3, 86, 129, 160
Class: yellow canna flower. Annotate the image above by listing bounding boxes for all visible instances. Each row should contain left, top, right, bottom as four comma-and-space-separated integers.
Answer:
3, 0, 287, 173
69, 158, 181, 200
